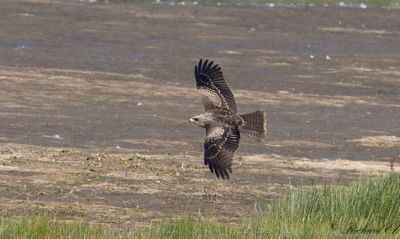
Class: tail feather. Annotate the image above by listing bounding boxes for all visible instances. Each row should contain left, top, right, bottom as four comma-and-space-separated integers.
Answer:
239, 110, 267, 142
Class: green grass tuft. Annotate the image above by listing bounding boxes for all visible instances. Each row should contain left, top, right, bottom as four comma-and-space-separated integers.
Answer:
262, 173, 400, 238
1, 173, 400, 238
0, 216, 118, 239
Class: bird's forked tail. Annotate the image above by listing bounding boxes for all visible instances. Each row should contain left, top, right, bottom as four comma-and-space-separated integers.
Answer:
239, 110, 267, 142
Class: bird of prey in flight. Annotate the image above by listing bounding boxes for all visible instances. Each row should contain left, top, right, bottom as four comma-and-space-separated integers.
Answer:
189, 59, 267, 179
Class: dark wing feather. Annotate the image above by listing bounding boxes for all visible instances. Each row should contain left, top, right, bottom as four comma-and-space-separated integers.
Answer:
194, 59, 237, 113
204, 126, 240, 179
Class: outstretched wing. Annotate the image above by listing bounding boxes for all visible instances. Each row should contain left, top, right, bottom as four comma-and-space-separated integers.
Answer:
204, 125, 240, 179
194, 59, 237, 113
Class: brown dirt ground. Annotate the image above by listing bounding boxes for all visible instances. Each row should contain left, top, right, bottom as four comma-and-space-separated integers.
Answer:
0, 0, 399, 230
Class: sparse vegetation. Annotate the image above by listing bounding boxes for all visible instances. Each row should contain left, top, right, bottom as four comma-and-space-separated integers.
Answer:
1, 173, 399, 238
129, 154, 147, 161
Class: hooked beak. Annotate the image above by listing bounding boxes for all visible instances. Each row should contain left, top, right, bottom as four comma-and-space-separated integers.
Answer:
189, 115, 205, 127
189, 117, 200, 126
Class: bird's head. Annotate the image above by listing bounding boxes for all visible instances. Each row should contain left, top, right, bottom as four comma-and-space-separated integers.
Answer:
189, 113, 212, 128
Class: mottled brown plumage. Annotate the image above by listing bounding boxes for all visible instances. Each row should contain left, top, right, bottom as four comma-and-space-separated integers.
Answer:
190, 59, 267, 179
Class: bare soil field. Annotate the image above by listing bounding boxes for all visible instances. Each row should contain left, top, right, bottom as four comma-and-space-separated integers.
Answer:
0, 0, 399, 229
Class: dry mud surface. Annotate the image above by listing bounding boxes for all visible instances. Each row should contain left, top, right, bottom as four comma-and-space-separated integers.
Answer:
0, 0, 400, 229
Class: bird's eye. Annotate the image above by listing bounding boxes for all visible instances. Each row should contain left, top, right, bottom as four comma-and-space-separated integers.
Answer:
193, 118, 198, 121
